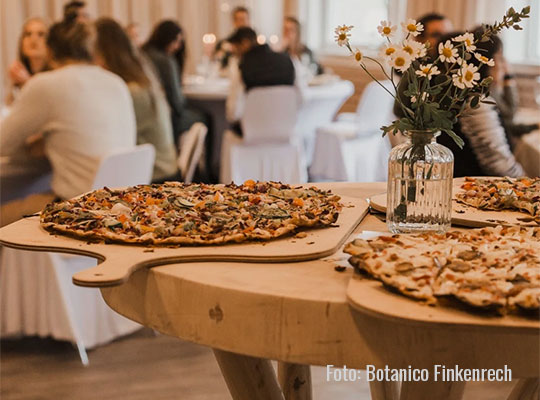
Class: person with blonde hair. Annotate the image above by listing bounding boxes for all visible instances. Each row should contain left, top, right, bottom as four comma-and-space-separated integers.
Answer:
1, 20, 136, 226
6, 18, 49, 104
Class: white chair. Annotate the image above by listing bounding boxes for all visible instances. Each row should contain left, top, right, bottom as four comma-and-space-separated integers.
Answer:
309, 80, 396, 182
177, 122, 208, 183
220, 86, 307, 184
295, 80, 354, 164
0, 144, 155, 365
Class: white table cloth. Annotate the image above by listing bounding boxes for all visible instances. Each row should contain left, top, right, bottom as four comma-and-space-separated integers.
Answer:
0, 248, 140, 354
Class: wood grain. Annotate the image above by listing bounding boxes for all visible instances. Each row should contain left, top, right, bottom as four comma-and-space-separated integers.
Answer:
0, 194, 369, 288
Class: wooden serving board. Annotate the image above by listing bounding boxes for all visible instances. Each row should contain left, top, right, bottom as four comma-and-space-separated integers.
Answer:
347, 275, 539, 331
370, 178, 537, 228
0, 195, 368, 288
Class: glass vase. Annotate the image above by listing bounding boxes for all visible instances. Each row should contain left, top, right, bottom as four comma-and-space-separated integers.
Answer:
386, 130, 454, 234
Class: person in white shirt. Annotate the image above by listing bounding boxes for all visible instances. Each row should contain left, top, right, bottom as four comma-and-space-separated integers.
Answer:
0, 20, 136, 226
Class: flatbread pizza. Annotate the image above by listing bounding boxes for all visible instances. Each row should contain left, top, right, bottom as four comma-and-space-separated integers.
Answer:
40, 181, 342, 246
344, 226, 540, 314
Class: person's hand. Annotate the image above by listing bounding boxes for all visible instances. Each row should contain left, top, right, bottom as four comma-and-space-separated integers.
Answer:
9, 60, 31, 87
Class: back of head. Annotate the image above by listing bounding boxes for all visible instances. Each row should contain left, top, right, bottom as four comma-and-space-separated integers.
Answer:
47, 20, 95, 63
63, 1, 86, 23
144, 20, 182, 52
95, 17, 150, 87
228, 27, 258, 45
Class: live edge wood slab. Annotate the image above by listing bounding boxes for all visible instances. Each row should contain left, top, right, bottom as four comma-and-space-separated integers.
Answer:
1, 182, 538, 400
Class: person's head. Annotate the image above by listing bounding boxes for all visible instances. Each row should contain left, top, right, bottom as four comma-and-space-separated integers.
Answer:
227, 27, 258, 57
63, 1, 89, 23
417, 13, 453, 56
18, 18, 48, 73
95, 18, 150, 87
283, 16, 301, 50
144, 20, 183, 55
46, 20, 95, 67
232, 6, 250, 29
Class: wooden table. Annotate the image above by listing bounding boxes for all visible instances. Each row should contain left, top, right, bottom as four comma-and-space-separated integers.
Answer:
94, 182, 539, 400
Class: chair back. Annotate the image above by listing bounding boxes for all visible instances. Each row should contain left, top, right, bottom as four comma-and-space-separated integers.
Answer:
241, 86, 300, 145
355, 80, 395, 130
92, 144, 155, 189
177, 122, 208, 183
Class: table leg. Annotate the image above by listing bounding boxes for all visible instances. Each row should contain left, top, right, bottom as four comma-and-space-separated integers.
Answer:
277, 362, 312, 400
369, 381, 400, 400
400, 381, 465, 400
506, 378, 540, 400
213, 349, 285, 400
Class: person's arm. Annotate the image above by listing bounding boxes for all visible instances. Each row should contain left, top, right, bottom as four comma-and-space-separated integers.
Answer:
226, 61, 245, 123
1, 76, 50, 156
459, 101, 526, 178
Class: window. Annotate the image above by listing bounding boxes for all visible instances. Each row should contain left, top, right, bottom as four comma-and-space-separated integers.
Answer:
502, 0, 540, 64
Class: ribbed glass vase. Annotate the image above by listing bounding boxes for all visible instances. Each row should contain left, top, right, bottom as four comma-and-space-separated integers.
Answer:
386, 130, 454, 234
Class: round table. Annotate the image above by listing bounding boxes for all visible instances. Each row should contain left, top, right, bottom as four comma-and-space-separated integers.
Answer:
98, 182, 539, 400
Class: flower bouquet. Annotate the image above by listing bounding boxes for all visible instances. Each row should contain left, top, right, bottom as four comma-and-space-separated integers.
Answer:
335, 6, 530, 233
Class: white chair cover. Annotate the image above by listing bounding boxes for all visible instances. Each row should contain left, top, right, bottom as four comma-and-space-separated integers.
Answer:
178, 122, 208, 183
220, 86, 307, 183
310, 126, 391, 182
296, 80, 354, 164
0, 144, 155, 364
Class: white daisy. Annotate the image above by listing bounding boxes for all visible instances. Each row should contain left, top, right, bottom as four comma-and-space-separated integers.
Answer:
379, 44, 398, 59
474, 52, 495, 66
401, 19, 424, 37
415, 64, 441, 80
453, 32, 476, 52
402, 39, 427, 60
352, 48, 363, 63
334, 25, 353, 46
452, 64, 480, 89
438, 40, 458, 63
377, 20, 397, 38
389, 50, 412, 72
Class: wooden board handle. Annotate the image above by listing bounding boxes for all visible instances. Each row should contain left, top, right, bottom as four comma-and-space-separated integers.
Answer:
72, 253, 145, 287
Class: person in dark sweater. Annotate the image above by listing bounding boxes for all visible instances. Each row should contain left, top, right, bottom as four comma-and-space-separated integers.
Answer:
142, 20, 207, 144
225, 27, 295, 124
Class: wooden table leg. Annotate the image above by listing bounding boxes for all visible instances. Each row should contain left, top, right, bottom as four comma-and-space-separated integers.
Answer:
400, 381, 465, 400
213, 349, 285, 400
369, 381, 400, 400
277, 362, 312, 400
507, 378, 540, 400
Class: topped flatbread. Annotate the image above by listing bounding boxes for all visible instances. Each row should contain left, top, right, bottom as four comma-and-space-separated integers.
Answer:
455, 177, 540, 224
344, 226, 540, 314
40, 181, 342, 246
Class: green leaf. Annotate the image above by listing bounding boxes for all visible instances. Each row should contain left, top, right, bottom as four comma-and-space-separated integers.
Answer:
512, 25, 523, 30
442, 129, 465, 149
470, 96, 480, 108
522, 6, 530, 14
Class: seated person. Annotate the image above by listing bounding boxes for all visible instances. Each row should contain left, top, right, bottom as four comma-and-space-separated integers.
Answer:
282, 16, 323, 78
142, 20, 207, 143
226, 27, 295, 126
416, 13, 454, 60
1, 20, 136, 226
214, 6, 251, 70
434, 32, 526, 178
95, 18, 178, 183
6, 18, 49, 104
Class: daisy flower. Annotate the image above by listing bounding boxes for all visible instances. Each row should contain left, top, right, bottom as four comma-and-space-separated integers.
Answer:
453, 32, 476, 52
402, 19, 424, 37
452, 64, 480, 89
402, 39, 427, 60
389, 50, 412, 72
335, 25, 353, 47
415, 64, 440, 80
379, 43, 398, 59
377, 21, 397, 38
438, 40, 458, 63
352, 48, 363, 63
474, 53, 495, 66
